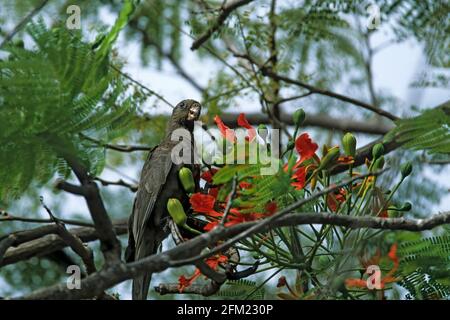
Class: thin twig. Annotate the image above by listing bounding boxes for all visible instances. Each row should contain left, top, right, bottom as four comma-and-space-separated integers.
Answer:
0, 219, 127, 268
94, 177, 138, 192
0, 0, 50, 49
80, 133, 152, 152
260, 67, 399, 121
0, 210, 93, 227
191, 0, 255, 50
40, 197, 97, 274
220, 175, 238, 226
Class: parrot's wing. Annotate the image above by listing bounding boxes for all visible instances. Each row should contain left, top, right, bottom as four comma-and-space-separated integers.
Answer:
132, 144, 174, 251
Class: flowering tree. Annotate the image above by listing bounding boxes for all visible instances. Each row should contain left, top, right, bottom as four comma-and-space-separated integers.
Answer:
0, 0, 449, 300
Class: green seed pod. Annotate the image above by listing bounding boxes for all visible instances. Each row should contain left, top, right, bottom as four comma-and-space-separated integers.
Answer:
401, 162, 413, 178
342, 133, 357, 157
388, 202, 412, 212
372, 156, 385, 171
293, 108, 306, 126
167, 198, 187, 226
400, 202, 412, 211
318, 146, 340, 170
372, 143, 385, 159
258, 124, 268, 141
179, 167, 195, 193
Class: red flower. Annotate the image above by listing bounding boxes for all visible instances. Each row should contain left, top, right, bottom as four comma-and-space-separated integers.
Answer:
265, 201, 278, 214
190, 193, 222, 217
295, 133, 318, 164
378, 210, 389, 218
204, 220, 219, 231
239, 181, 252, 189
291, 166, 307, 190
327, 188, 346, 212
277, 276, 287, 288
214, 115, 236, 142
178, 255, 228, 292
204, 205, 276, 231
208, 187, 219, 198
237, 113, 257, 141
345, 243, 400, 290
201, 168, 218, 184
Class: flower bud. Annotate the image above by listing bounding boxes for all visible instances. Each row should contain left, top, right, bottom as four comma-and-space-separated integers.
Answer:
318, 146, 340, 170
293, 108, 306, 126
179, 167, 195, 193
400, 202, 412, 211
400, 162, 413, 178
167, 198, 187, 226
372, 143, 384, 159
342, 133, 357, 157
372, 156, 385, 171
258, 124, 268, 141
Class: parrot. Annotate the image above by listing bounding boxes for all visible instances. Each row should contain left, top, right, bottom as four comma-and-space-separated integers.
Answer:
125, 99, 202, 300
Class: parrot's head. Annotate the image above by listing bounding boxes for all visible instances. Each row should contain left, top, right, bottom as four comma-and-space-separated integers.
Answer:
170, 99, 202, 130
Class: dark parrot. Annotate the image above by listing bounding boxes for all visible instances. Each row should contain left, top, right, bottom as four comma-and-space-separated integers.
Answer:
125, 99, 201, 300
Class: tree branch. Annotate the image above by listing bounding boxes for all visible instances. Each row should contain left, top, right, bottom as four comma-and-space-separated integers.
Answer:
0, 219, 127, 268
0, 210, 93, 227
0, 0, 50, 49
128, 20, 205, 92
94, 177, 138, 192
155, 281, 222, 296
191, 0, 255, 50
260, 67, 399, 121
220, 112, 393, 135
61, 155, 122, 264
19, 208, 450, 300
40, 199, 96, 275
79, 133, 152, 152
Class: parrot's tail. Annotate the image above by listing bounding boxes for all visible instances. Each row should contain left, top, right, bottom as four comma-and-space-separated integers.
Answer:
131, 229, 161, 300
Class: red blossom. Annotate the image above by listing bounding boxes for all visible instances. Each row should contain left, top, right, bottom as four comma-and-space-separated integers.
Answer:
295, 133, 318, 164
204, 220, 219, 231
190, 193, 222, 217
237, 113, 257, 141
327, 188, 346, 212
345, 243, 400, 290
291, 166, 307, 190
265, 201, 278, 214
208, 187, 219, 198
378, 210, 389, 218
201, 168, 218, 183
214, 115, 236, 142
277, 276, 287, 288
239, 181, 252, 189
178, 255, 228, 292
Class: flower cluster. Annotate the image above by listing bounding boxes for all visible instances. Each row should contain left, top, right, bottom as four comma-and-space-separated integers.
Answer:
345, 243, 399, 290
173, 110, 412, 294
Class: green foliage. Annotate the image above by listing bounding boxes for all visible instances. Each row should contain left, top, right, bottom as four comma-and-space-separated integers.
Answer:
386, 101, 450, 154
396, 236, 450, 299
0, 19, 137, 201
400, 269, 450, 300
217, 279, 265, 300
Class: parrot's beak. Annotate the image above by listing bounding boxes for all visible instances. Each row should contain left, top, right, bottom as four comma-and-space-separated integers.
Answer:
187, 104, 201, 121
